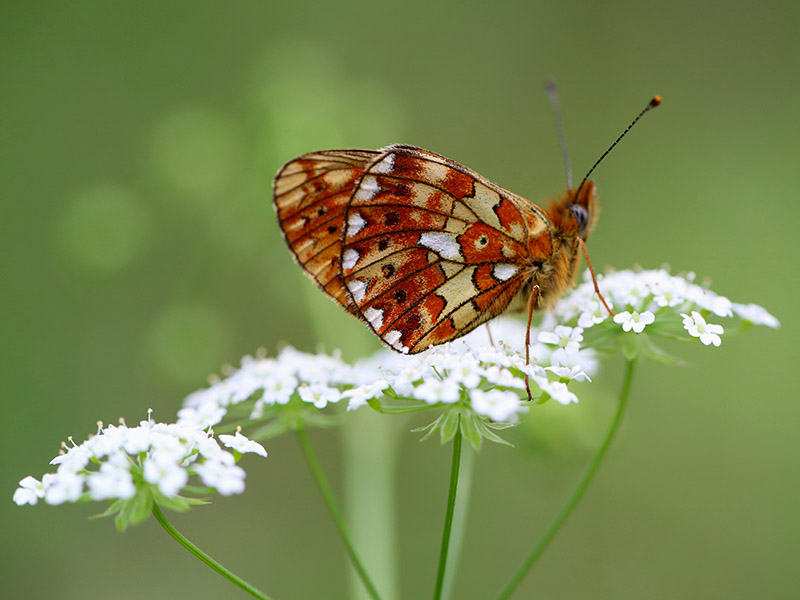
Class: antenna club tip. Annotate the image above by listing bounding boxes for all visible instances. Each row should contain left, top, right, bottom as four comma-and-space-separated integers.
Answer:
651, 95, 662, 107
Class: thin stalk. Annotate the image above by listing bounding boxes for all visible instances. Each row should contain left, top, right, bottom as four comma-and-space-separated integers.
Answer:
440, 443, 474, 600
495, 357, 638, 600
151, 503, 272, 600
295, 426, 382, 600
343, 409, 399, 600
433, 426, 463, 600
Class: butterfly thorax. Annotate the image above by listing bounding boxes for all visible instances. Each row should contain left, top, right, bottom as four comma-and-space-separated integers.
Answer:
513, 181, 598, 312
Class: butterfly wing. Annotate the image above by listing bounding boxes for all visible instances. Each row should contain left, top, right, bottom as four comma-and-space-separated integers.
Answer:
273, 149, 380, 310
340, 145, 550, 354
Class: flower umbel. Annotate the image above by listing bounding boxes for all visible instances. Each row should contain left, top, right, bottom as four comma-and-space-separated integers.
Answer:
542, 268, 777, 361
172, 317, 599, 450
14, 413, 267, 530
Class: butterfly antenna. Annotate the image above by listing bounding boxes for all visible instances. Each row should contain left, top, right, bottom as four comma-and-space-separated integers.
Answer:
572, 95, 662, 201
545, 78, 572, 189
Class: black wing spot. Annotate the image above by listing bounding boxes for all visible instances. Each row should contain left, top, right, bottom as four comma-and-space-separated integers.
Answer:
378, 238, 390, 251
317, 206, 328, 217
382, 264, 396, 278
406, 313, 422, 330
384, 211, 400, 227
327, 225, 337, 234
394, 289, 408, 304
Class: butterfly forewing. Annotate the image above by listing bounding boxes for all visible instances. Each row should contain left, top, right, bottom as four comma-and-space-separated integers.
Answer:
339, 145, 543, 353
273, 149, 380, 308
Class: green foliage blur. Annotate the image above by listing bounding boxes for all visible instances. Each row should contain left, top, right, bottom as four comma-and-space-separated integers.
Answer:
2, 1, 797, 598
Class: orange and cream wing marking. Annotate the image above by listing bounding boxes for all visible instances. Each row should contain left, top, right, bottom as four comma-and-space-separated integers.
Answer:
273, 149, 380, 309
340, 145, 546, 354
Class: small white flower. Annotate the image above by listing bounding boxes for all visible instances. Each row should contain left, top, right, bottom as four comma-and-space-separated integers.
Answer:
521, 362, 550, 389
682, 311, 724, 346
687, 288, 733, 318
471, 389, 524, 422
44, 471, 84, 505
547, 347, 594, 382
732, 303, 780, 328
342, 379, 390, 411
413, 377, 461, 404
122, 425, 153, 455
176, 401, 227, 430
577, 300, 609, 328
87, 462, 135, 501
651, 277, 686, 308
445, 354, 483, 389
482, 365, 525, 389
195, 461, 246, 496
143, 455, 188, 497
49, 442, 91, 473
263, 373, 300, 405
540, 381, 578, 405
193, 435, 234, 465
13, 476, 45, 506
537, 325, 584, 353
219, 431, 268, 457
613, 310, 655, 333
298, 383, 342, 408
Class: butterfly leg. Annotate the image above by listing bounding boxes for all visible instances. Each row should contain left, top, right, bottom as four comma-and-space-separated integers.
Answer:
524, 285, 541, 402
577, 237, 614, 316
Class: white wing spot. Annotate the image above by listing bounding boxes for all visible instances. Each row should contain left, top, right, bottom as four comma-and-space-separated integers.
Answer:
347, 279, 367, 303
418, 232, 463, 261
354, 175, 380, 202
342, 249, 360, 270
364, 307, 384, 330
385, 330, 409, 354
372, 153, 395, 174
492, 264, 518, 281
346, 212, 366, 238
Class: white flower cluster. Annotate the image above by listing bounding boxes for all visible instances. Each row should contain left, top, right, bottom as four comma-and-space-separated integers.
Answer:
177, 319, 599, 430
545, 268, 779, 344
13, 415, 266, 507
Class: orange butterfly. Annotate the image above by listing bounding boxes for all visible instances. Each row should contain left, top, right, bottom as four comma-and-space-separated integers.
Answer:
273, 97, 660, 357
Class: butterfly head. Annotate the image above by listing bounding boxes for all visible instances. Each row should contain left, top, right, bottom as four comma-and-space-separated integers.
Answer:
550, 180, 598, 241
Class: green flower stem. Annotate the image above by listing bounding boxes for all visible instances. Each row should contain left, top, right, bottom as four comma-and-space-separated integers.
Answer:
440, 443, 475, 600
342, 410, 399, 600
295, 426, 382, 600
433, 425, 463, 600
495, 357, 638, 600
151, 503, 272, 600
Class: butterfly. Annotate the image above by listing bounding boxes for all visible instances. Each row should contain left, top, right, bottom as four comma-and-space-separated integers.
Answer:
272, 97, 659, 357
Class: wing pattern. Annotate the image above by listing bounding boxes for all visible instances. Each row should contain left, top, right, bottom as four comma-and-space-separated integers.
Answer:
274, 145, 555, 354
339, 145, 549, 353
273, 149, 379, 310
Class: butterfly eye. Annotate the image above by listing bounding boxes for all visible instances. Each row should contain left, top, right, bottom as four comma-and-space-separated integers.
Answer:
569, 204, 589, 236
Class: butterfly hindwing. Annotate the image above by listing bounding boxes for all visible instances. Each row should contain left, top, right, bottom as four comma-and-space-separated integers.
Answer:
340, 145, 545, 353
273, 149, 380, 309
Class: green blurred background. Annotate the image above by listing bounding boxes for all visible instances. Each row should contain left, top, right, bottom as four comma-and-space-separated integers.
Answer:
2, 1, 797, 598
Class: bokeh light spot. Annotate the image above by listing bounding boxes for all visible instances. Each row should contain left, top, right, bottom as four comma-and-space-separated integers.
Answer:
56, 184, 151, 273
145, 303, 232, 385
150, 108, 241, 201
